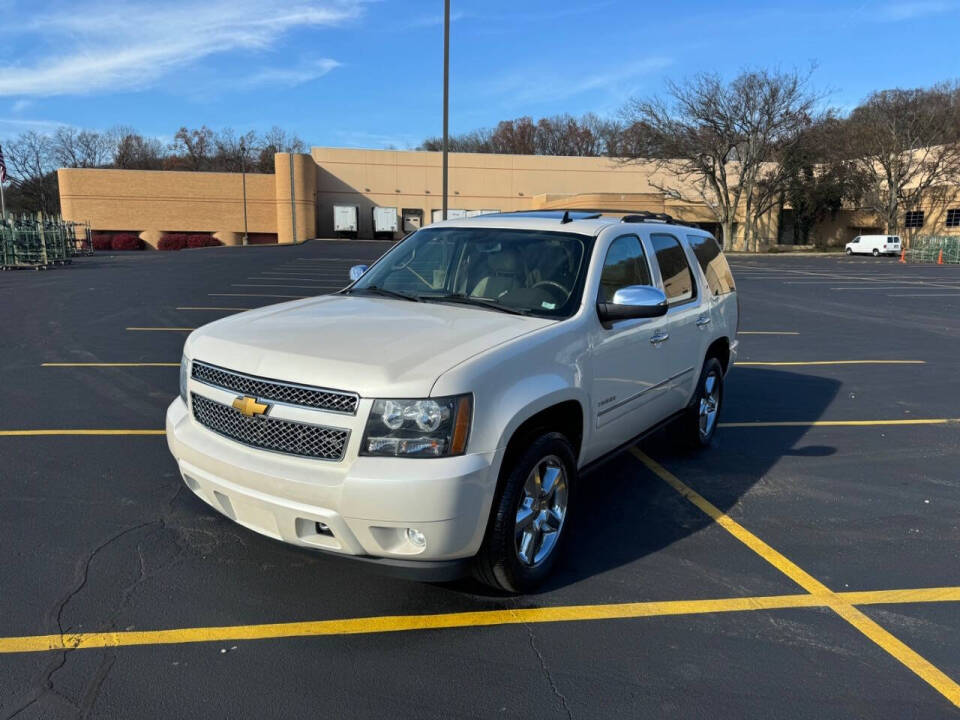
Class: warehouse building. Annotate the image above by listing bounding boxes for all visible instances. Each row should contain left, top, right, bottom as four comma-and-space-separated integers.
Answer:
57, 147, 960, 250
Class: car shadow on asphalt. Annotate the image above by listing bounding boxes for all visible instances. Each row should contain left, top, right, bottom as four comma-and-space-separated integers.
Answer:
451, 367, 841, 596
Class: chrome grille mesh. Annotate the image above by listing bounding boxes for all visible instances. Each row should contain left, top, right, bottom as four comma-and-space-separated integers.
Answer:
191, 394, 348, 460
192, 361, 358, 414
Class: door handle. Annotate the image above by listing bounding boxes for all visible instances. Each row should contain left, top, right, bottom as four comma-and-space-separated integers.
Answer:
696, 315, 712, 327
650, 331, 670, 345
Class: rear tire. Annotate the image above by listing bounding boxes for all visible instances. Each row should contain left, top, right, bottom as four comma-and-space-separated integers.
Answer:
474, 432, 577, 593
683, 357, 724, 448
872, 248, 880, 257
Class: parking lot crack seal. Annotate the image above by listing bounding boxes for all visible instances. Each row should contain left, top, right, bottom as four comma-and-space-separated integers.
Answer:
513, 605, 574, 720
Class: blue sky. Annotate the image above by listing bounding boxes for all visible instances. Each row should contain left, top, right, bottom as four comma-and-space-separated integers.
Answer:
0, 0, 958, 148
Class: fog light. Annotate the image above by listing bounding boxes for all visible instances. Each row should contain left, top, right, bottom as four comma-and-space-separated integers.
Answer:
406, 528, 426, 548
315, 521, 334, 537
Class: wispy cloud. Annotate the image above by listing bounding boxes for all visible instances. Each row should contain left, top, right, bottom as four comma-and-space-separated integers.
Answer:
0, 0, 362, 97
875, 1, 956, 20
485, 56, 674, 105
11, 99, 32, 113
243, 57, 342, 88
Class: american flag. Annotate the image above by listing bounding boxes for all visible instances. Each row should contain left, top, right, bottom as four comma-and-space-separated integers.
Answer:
0, 144, 6, 183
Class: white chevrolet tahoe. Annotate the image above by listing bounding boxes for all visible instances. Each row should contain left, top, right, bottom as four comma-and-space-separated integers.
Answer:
166, 210, 738, 591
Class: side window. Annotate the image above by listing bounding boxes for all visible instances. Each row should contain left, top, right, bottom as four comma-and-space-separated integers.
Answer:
651, 233, 696, 304
598, 235, 652, 303
687, 234, 735, 296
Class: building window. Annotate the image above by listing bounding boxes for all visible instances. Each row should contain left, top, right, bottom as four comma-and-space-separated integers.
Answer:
904, 210, 924, 229
946, 209, 960, 228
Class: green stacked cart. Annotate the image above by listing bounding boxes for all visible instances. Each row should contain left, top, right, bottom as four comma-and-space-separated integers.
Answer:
0, 214, 91, 270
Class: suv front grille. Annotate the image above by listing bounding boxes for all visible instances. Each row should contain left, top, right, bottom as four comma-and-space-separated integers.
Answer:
191, 361, 358, 414
191, 393, 349, 461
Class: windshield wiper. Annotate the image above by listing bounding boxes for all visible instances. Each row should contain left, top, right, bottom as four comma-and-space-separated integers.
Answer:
346, 286, 422, 302
422, 293, 531, 316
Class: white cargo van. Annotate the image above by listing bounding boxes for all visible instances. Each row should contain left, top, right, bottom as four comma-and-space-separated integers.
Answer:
845, 235, 901, 257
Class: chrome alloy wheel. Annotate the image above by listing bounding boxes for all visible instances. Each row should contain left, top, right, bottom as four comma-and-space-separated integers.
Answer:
515, 455, 568, 567
698, 371, 721, 440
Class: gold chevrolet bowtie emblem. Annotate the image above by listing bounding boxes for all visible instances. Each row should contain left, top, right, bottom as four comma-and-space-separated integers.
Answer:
232, 396, 269, 418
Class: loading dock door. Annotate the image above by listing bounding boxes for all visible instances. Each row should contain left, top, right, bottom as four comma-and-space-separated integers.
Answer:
402, 209, 423, 233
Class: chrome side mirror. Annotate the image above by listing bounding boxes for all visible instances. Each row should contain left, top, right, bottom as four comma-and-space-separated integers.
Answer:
597, 285, 669, 322
349, 264, 368, 282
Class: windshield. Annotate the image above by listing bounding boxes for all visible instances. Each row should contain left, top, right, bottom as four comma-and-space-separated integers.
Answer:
349, 227, 593, 318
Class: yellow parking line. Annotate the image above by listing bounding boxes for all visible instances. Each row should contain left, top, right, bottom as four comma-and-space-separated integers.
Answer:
738, 331, 800, 335
629, 449, 960, 708
2, 586, 959, 655
737, 360, 925, 366
209, 293, 308, 298
126, 327, 196, 332
42, 362, 178, 367
0, 429, 165, 436
720, 418, 960, 428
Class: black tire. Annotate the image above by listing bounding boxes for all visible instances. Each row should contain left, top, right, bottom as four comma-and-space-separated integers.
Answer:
683, 357, 724, 448
846, 248, 854, 255
872, 248, 879, 257
474, 432, 577, 593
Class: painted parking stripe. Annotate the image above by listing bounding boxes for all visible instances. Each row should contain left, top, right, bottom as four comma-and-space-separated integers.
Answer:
230, 284, 337, 290
1, 586, 959, 655
126, 327, 195, 332
209, 293, 309, 299
737, 331, 800, 335
176, 307, 248, 311
719, 418, 960, 428
736, 360, 925, 366
630, 449, 960, 708
42, 362, 178, 367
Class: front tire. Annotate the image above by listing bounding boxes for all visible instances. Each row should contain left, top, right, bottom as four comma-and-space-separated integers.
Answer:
474, 432, 577, 593
684, 357, 724, 448
846, 248, 854, 255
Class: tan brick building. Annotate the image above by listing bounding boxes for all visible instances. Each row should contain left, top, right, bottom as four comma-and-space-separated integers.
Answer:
58, 147, 960, 250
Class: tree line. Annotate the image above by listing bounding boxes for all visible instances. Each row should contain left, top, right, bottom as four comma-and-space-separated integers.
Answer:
1, 126, 306, 216
421, 74, 960, 244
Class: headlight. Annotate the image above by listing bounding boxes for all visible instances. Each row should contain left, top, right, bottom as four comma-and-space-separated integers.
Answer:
361, 394, 472, 458
179, 355, 189, 404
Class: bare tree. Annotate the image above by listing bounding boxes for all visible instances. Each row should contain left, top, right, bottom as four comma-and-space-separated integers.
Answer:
213, 128, 259, 172
4, 131, 58, 214
51, 127, 113, 169
841, 83, 960, 235
621, 69, 819, 249
109, 127, 165, 169
168, 126, 216, 170
256, 126, 306, 172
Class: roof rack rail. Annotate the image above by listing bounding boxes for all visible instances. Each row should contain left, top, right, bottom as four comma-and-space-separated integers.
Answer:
621, 211, 675, 224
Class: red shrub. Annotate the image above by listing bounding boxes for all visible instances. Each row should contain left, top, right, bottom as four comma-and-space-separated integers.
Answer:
92, 235, 113, 251
247, 233, 278, 245
158, 233, 188, 251
111, 233, 143, 251
186, 234, 221, 248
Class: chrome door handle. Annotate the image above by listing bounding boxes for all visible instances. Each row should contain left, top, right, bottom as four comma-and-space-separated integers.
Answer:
650, 331, 670, 345
696, 315, 712, 327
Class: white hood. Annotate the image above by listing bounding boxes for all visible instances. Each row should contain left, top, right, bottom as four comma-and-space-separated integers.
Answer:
185, 295, 555, 398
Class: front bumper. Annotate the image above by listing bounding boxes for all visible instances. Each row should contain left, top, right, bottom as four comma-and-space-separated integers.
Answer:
166, 398, 498, 574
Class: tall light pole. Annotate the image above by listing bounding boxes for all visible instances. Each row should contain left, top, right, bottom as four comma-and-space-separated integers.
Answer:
441, 0, 450, 221
240, 139, 249, 246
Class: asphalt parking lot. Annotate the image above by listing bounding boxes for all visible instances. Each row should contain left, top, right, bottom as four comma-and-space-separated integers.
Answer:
1, 244, 958, 718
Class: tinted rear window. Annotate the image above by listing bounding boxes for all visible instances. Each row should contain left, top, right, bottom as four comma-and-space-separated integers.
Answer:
687, 235, 735, 296
651, 233, 696, 303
